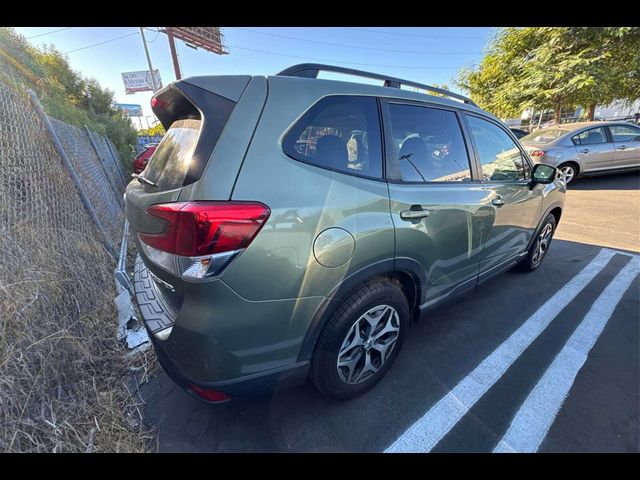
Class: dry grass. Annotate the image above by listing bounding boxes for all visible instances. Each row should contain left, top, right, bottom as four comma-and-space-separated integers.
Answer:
0, 226, 156, 452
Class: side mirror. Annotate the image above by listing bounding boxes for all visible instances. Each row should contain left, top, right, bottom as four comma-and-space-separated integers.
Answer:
530, 163, 557, 188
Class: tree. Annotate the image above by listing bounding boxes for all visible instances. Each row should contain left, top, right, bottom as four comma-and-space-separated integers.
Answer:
425, 83, 450, 97
0, 27, 137, 164
137, 123, 166, 137
457, 27, 640, 124
559, 27, 640, 120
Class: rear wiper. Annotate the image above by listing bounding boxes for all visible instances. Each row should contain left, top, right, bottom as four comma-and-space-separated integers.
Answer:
132, 173, 158, 187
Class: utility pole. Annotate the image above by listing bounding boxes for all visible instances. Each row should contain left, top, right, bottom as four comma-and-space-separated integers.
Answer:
167, 30, 182, 80
139, 27, 158, 92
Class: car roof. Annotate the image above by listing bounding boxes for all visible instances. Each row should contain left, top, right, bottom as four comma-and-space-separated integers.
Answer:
550, 121, 636, 131
265, 74, 493, 117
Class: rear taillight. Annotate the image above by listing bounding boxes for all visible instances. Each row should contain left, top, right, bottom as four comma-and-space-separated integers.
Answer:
530, 150, 546, 157
138, 201, 270, 280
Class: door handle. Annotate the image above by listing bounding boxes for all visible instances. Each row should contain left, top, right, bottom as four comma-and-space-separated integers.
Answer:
400, 207, 430, 220
579, 148, 590, 154
491, 197, 505, 207
617, 145, 627, 150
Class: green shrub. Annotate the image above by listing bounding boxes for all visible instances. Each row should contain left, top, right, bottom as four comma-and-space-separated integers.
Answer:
0, 27, 137, 171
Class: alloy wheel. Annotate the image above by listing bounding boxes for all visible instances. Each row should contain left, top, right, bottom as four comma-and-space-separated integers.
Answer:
336, 305, 400, 384
558, 165, 575, 184
532, 222, 553, 265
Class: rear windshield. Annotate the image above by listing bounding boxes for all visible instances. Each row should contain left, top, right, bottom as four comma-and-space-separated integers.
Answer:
520, 128, 569, 144
144, 119, 201, 190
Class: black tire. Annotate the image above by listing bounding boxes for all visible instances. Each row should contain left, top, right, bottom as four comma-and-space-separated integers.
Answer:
557, 162, 579, 184
516, 213, 557, 272
310, 279, 410, 400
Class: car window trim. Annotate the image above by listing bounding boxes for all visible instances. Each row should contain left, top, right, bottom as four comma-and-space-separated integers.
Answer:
281, 94, 386, 183
379, 98, 481, 185
462, 112, 534, 183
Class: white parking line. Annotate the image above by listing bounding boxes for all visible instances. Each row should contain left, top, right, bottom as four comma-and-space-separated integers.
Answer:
602, 247, 639, 259
384, 248, 616, 453
494, 256, 639, 453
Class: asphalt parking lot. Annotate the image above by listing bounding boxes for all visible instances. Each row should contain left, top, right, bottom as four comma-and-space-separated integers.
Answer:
140, 172, 640, 453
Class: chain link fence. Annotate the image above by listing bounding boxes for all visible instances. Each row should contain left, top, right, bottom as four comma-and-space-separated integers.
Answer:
46, 117, 125, 251
0, 81, 128, 257
0, 83, 100, 241
0, 80, 154, 452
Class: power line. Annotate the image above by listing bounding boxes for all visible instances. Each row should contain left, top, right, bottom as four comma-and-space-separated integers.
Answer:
343, 27, 485, 40
226, 43, 463, 70
63, 31, 139, 54
228, 27, 481, 55
27, 27, 74, 39
147, 31, 161, 43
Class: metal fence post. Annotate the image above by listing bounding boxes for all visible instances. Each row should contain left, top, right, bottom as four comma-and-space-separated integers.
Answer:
83, 125, 124, 206
105, 136, 128, 186
27, 90, 118, 260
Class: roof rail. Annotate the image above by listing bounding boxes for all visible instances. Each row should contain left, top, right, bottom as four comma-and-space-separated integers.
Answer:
277, 63, 478, 107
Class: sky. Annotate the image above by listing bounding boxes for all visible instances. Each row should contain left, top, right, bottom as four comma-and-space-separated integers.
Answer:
13, 26, 495, 128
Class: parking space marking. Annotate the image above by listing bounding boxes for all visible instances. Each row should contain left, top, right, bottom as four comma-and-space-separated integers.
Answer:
602, 247, 639, 259
494, 256, 639, 453
384, 248, 616, 453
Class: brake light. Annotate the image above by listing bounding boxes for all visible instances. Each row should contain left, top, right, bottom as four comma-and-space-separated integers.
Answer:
138, 202, 270, 280
530, 150, 546, 157
189, 384, 230, 403
151, 97, 168, 110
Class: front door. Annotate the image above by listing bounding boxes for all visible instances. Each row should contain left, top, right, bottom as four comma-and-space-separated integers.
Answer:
382, 100, 490, 305
463, 114, 543, 275
608, 124, 640, 168
571, 126, 616, 171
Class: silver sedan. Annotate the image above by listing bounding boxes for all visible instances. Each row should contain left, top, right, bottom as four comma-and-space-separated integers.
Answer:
520, 121, 640, 183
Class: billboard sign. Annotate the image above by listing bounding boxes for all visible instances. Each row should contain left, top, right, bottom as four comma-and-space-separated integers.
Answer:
121, 70, 163, 94
164, 27, 228, 55
115, 103, 143, 117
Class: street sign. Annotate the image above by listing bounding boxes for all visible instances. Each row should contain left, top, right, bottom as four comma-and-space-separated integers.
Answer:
116, 103, 143, 117
121, 70, 163, 94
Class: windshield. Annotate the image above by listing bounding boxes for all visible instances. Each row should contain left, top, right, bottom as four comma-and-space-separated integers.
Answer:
521, 128, 569, 144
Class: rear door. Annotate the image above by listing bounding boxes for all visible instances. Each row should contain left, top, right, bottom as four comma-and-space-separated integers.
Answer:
463, 113, 543, 277
608, 124, 640, 168
382, 100, 490, 306
571, 126, 615, 171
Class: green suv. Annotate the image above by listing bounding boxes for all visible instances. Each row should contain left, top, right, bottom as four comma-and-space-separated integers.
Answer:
126, 64, 565, 403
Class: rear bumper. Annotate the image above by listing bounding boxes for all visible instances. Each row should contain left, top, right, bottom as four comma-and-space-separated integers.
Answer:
150, 332, 309, 402
133, 255, 314, 401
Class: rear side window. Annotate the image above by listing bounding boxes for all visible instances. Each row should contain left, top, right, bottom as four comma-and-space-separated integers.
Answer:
572, 127, 607, 145
384, 103, 472, 182
144, 119, 201, 190
283, 96, 383, 179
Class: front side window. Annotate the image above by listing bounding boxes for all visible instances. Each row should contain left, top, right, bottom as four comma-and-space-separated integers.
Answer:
283, 96, 382, 179
608, 124, 640, 142
385, 103, 472, 182
466, 115, 527, 182
572, 127, 607, 145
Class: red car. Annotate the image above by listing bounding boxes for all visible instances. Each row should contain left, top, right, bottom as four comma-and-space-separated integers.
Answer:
132, 145, 157, 174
